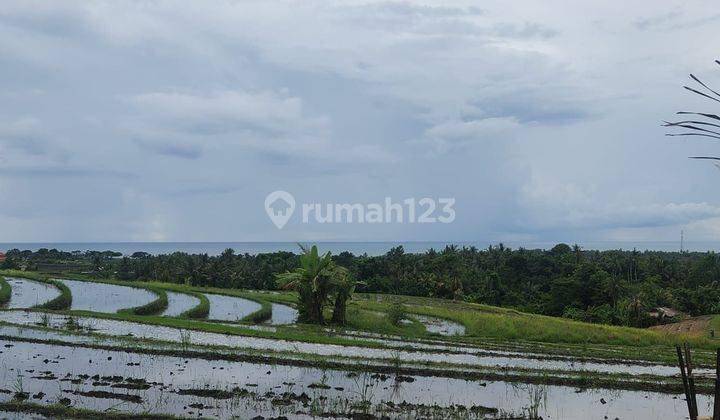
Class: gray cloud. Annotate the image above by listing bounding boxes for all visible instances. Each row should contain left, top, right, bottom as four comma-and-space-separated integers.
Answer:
0, 0, 717, 242
135, 140, 203, 160
635, 10, 720, 31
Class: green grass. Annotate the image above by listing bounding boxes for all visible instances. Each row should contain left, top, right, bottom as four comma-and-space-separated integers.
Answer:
119, 286, 168, 316
343, 305, 427, 337
180, 292, 210, 319
0, 401, 189, 420
357, 295, 713, 348
242, 300, 272, 323
0, 276, 10, 304
707, 315, 720, 338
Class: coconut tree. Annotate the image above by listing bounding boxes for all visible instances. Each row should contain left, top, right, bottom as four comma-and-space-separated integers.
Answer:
664, 60, 720, 164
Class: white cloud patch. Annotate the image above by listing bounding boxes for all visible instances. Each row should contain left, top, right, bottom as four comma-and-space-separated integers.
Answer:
414, 117, 521, 154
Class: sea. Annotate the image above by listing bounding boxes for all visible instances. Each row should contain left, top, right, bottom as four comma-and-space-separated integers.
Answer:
0, 241, 715, 256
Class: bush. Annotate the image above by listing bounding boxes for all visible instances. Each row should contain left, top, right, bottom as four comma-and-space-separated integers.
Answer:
0, 277, 11, 304
561, 307, 587, 322
387, 298, 407, 326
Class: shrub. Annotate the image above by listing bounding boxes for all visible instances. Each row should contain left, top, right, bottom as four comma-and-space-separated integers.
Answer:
387, 298, 407, 326
0, 277, 11, 304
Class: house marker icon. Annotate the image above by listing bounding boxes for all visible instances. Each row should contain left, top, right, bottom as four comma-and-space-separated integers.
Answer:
264, 191, 295, 229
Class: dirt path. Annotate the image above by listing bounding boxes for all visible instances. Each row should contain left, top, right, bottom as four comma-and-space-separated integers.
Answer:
649, 315, 714, 336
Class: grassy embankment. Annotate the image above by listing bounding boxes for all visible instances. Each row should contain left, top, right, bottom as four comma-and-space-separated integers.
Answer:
149, 283, 271, 323
54, 274, 267, 321
707, 315, 720, 338
353, 293, 715, 348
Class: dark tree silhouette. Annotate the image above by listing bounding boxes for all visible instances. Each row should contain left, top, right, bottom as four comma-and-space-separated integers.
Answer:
664, 60, 720, 163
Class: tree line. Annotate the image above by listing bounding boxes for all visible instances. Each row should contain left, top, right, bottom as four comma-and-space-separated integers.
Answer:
4, 243, 720, 327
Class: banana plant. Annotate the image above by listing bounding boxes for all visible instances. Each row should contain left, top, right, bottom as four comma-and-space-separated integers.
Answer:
277, 244, 354, 324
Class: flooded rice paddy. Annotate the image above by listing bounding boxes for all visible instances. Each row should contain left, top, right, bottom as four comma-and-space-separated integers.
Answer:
205, 293, 261, 321
4, 278, 59, 309
58, 279, 156, 313
0, 310, 698, 378
161, 291, 200, 317
413, 314, 466, 336
0, 338, 706, 420
268, 302, 298, 325
0, 278, 705, 419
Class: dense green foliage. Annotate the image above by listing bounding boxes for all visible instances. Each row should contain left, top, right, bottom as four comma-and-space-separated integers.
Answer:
276, 245, 355, 325
0, 276, 11, 304
6, 243, 720, 327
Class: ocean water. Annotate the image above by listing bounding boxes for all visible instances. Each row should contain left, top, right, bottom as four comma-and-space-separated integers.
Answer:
0, 241, 715, 256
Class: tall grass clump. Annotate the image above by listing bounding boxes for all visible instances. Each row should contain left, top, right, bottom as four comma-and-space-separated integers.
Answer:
241, 301, 272, 324
180, 293, 210, 319
0, 277, 11, 305
386, 298, 406, 326
119, 286, 168, 315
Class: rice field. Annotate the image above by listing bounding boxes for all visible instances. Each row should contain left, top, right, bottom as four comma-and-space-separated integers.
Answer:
0, 270, 712, 419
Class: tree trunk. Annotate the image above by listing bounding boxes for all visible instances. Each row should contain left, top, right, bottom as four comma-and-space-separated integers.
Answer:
307, 293, 325, 324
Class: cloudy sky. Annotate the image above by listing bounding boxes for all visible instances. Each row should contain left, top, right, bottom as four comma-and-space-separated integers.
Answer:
1, 0, 719, 244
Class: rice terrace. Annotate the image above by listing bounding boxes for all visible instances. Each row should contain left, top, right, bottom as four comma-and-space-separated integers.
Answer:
0, 244, 720, 419
1, 0, 720, 419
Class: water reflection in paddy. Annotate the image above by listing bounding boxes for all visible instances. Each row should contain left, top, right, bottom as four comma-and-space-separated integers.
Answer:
205, 293, 261, 321
268, 302, 298, 325
4, 278, 59, 309
58, 279, 156, 313
161, 291, 200, 317
413, 314, 465, 336
0, 338, 707, 420
0, 311, 697, 377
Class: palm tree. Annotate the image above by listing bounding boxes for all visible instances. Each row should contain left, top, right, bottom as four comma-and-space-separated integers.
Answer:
276, 244, 354, 325
664, 60, 720, 164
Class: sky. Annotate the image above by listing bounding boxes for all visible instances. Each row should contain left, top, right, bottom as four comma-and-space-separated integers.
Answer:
1, 0, 719, 244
